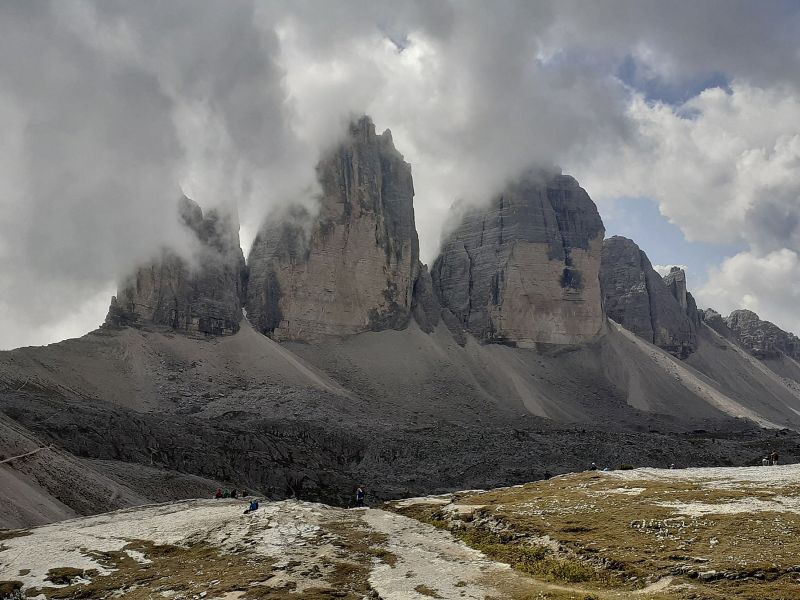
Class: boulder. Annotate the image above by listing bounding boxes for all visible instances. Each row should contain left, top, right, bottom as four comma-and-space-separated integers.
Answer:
431, 169, 605, 346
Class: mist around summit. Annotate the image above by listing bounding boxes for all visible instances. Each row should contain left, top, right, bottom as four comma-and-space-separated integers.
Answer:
1, 0, 800, 350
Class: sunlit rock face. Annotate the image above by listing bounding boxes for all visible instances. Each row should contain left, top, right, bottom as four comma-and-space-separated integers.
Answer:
432, 170, 606, 347
106, 196, 245, 335
246, 116, 422, 341
600, 236, 697, 358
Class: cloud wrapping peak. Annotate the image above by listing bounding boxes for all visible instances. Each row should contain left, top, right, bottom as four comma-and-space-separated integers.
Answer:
1, 0, 799, 348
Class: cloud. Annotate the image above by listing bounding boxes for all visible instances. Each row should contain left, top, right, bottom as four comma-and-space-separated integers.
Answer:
696, 250, 800, 335
0, 1, 322, 349
579, 83, 800, 251
577, 81, 800, 335
2, 0, 799, 348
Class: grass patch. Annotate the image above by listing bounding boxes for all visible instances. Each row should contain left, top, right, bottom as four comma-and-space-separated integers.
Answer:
390, 471, 800, 599
414, 584, 443, 598
368, 547, 398, 567
0, 531, 30, 542
0, 581, 22, 600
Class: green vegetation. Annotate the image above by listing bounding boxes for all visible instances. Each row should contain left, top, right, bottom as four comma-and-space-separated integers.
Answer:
414, 583, 443, 597
389, 471, 800, 599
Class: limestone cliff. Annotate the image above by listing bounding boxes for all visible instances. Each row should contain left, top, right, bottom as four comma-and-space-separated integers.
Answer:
431, 170, 605, 347
599, 236, 696, 357
724, 309, 800, 360
106, 196, 245, 335
246, 117, 422, 341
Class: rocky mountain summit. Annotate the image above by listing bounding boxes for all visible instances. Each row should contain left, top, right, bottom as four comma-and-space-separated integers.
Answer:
246, 117, 427, 342
106, 196, 245, 335
703, 308, 800, 361
600, 236, 698, 357
432, 170, 606, 346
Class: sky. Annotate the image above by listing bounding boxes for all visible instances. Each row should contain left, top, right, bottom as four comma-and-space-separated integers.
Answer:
1, 0, 799, 350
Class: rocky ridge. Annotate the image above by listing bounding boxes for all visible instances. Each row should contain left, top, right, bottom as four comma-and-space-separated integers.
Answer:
106, 196, 245, 335
246, 117, 427, 342
704, 308, 800, 361
600, 236, 698, 358
432, 170, 606, 347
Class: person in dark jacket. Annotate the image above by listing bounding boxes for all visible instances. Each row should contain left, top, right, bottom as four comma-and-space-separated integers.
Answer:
355, 487, 365, 507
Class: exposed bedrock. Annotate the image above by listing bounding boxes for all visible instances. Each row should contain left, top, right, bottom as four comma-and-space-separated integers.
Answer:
600, 236, 697, 358
246, 117, 426, 341
106, 197, 246, 335
431, 170, 606, 347
723, 309, 800, 361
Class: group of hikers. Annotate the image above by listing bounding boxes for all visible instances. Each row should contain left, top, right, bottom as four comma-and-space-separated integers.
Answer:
214, 488, 260, 513
213, 485, 367, 511
214, 487, 246, 499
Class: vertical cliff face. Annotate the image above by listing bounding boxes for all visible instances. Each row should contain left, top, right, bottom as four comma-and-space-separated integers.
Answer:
724, 309, 800, 360
246, 117, 422, 341
106, 197, 245, 335
431, 170, 605, 347
599, 236, 697, 357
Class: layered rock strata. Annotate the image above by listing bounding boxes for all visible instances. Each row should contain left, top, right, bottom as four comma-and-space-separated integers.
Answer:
246, 117, 423, 341
106, 196, 245, 335
600, 236, 697, 357
431, 170, 605, 347
724, 309, 800, 360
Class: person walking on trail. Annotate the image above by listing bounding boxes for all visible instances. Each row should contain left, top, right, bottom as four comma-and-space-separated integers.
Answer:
771, 450, 780, 466
355, 486, 365, 508
223, 489, 230, 498
214, 488, 222, 499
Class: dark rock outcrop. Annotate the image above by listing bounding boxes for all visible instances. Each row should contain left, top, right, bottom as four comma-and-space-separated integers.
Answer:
724, 309, 800, 360
600, 236, 697, 357
663, 266, 701, 329
246, 117, 424, 341
431, 170, 605, 347
106, 196, 245, 335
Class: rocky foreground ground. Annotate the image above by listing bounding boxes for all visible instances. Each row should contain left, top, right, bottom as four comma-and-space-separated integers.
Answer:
3, 465, 800, 600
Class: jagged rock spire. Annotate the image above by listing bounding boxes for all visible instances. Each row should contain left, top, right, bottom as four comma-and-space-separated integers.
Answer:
106, 196, 246, 335
245, 116, 424, 341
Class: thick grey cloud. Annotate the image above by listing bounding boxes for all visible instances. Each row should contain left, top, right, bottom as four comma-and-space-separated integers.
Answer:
1, 0, 799, 349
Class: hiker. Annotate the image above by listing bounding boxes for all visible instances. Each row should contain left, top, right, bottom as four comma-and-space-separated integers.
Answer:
589, 462, 597, 471
355, 486, 365, 507
214, 488, 222, 499
762, 456, 769, 467
771, 450, 780, 466
223, 489, 230, 498
244, 499, 259, 514
670, 463, 675, 470
231, 489, 238, 499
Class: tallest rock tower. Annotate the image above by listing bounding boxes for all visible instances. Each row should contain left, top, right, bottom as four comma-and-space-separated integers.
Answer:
246, 117, 421, 341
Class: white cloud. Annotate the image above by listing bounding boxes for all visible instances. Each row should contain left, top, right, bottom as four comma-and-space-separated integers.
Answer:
696, 249, 800, 334
576, 81, 800, 335
2, 1, 800, 348
578, 83, 800, 250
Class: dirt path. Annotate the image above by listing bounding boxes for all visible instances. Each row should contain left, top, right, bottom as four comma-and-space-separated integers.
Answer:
363, 508, 507, 599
